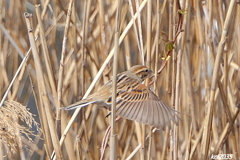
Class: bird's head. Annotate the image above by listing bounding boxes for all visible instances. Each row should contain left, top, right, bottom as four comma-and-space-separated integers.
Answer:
129, 65, 153, 82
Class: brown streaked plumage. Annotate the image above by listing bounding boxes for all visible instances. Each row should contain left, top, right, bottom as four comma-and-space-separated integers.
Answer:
62, 65, 180, 130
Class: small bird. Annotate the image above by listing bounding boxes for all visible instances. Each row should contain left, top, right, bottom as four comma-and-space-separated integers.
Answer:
62, 65, 180, 130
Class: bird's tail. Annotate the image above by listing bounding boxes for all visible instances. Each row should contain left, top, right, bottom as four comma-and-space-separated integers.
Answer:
60, 99, 96, 110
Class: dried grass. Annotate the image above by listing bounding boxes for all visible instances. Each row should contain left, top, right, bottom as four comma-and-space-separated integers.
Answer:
0, 0, 239, 160
0, 101, 38, 156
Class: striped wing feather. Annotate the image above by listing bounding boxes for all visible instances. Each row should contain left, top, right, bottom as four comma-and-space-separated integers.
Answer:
115, 83, 179, 130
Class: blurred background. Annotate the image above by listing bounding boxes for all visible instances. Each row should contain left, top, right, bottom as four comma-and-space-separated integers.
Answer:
0, 0, 239, 159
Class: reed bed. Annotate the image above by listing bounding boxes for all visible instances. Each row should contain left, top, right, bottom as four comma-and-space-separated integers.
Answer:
0, 0, 239, 159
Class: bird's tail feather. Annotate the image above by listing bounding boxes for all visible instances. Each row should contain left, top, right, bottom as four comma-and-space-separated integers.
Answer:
61, 99, 96, 110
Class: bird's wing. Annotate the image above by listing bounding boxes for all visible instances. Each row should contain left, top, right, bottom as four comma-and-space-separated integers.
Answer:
114, 83, 180, 130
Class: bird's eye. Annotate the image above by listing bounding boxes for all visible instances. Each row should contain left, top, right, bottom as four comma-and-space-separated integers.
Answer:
145, 69, 149, 72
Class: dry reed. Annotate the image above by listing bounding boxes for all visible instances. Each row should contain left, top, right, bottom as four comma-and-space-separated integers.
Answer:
0, 0, 239, 160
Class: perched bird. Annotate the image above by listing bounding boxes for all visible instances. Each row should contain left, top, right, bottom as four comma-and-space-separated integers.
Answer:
62, 65, 180, 130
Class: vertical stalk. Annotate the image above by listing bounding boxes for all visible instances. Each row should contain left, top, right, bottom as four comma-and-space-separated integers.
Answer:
172, 0, 177, 159
24, 12, 63, 159
135, 0, 144, 63
110, 0, 121, 159
144, 0, 152, 159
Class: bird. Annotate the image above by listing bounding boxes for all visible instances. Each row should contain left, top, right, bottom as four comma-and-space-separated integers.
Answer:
62, 65, 180, 130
